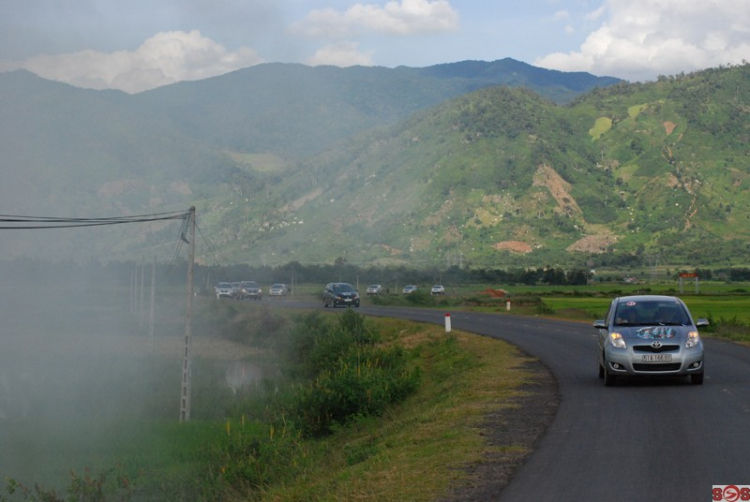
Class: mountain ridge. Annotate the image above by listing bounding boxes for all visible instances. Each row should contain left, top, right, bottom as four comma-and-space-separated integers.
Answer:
1, 60, 748, 268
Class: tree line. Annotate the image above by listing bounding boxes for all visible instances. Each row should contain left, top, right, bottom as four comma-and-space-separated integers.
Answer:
4, 257, 749, 291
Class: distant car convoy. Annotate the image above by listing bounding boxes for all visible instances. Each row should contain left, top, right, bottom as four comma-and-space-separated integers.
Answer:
215, 282, 449, 307
214, 281, 276, 300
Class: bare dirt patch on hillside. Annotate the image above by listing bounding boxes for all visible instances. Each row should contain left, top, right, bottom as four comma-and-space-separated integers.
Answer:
533, 164, 582, 218
284, 188, 323, 212
566, 233, 618, 253
493, 241, 533, 254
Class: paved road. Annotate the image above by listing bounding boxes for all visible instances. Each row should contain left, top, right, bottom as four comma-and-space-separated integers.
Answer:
272, 301, 750, 501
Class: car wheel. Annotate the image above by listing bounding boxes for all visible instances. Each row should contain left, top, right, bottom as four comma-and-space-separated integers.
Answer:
598, 362, 604, 379
691, 372, 704, 385
603, 358, 617, 386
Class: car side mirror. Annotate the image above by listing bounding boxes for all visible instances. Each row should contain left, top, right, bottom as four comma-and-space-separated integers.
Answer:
593, 320, 607, 329
695, 318, 709, 327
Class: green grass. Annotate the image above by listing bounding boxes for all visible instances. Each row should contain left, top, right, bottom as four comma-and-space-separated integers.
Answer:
256, 319, 537, 501
1, 289, 540, 502
5, 278, 750, 501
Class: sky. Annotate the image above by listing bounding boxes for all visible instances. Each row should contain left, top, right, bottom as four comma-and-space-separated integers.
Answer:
0, 0, 748, 94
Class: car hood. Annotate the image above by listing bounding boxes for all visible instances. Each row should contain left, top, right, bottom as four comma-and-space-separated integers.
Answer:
618, 325, 693, 341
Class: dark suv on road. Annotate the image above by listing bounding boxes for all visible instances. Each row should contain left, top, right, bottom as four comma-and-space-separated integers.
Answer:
323, 282, 360, 308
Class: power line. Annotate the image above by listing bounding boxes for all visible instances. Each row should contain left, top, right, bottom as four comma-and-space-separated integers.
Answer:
170, 215, 190, 265
0, 210, 189, 230
195, 222, 221, 265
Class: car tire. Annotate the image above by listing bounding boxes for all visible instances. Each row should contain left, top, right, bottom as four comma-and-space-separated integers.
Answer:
691, 372, 704, 385
604, 370, 617, 386
598, 363, 604, 379
603, 358, 617, 386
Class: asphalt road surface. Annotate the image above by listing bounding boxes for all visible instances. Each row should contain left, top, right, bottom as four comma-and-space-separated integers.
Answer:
272, 301, 750, 501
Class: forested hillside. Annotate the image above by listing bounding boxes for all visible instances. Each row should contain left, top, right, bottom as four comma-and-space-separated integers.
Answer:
1, 61, 748, 268
203, 64, 750, 268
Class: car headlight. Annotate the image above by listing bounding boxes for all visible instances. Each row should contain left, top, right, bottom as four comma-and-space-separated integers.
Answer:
609, 332, 626, 349
686, 331, 701, 348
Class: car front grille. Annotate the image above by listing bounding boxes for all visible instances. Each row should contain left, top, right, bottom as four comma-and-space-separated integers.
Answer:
633, 344, 680, 353
633, 363, 682, 372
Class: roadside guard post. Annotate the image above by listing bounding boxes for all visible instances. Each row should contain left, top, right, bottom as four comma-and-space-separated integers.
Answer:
445, 313, 452, 333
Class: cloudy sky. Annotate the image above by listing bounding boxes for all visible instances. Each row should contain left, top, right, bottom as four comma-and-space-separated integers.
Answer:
1, 0, 748, 93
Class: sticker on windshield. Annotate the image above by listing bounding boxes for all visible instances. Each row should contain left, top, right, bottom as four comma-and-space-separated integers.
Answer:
625, 301, 637, 306
636, 326, 676, 339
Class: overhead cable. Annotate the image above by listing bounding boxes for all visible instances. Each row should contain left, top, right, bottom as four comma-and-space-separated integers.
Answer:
0, 210, 190, 230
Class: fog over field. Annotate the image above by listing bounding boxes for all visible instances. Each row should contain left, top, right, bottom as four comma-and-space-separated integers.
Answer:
0, 242, 265, 493
0, 265, 163, 485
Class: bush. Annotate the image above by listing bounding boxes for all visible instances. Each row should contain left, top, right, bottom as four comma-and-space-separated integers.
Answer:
283, 309, 420, 436
291, 346, 420, 436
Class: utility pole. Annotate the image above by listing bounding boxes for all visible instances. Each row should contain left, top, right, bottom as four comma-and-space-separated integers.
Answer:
180, 207, 196, 422
149, 255, 155, 353
140, 260, 146, 321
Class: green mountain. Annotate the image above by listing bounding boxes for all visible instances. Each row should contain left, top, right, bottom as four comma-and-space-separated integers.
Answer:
131, 59, 621, 158
1, 61, 748, 268
206, 64, 750, 268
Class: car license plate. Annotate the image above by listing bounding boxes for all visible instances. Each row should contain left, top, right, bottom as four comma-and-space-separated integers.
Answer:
642, 354, 672, 362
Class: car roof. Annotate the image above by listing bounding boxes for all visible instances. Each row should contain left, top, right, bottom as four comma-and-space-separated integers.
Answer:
616, 295, 681, 303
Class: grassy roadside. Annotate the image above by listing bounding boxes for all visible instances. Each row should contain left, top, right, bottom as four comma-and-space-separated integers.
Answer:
8, 281, 746, 501
0, 304, 545, 502
251, 317, 543, 501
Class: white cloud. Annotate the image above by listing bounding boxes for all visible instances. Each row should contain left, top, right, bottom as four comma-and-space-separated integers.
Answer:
536, 0, 750, 81
292, 0, 459, 38
1, 30, 263, 93
306, 41, 374, 67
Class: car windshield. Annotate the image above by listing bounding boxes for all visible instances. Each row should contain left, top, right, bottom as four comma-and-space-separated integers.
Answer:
614, 300, 689, 326
243, 282, 259, 287
333, 284, 355, 293
272, 284, 283, 288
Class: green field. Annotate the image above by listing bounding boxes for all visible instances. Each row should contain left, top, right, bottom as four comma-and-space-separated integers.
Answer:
537, 295, 750, 323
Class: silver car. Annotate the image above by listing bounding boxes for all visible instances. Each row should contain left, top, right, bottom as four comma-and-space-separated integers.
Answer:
269, 283, 289, 297
366, 284, 383, 295
594, 295, 707, 386
215, 282, 234, 299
